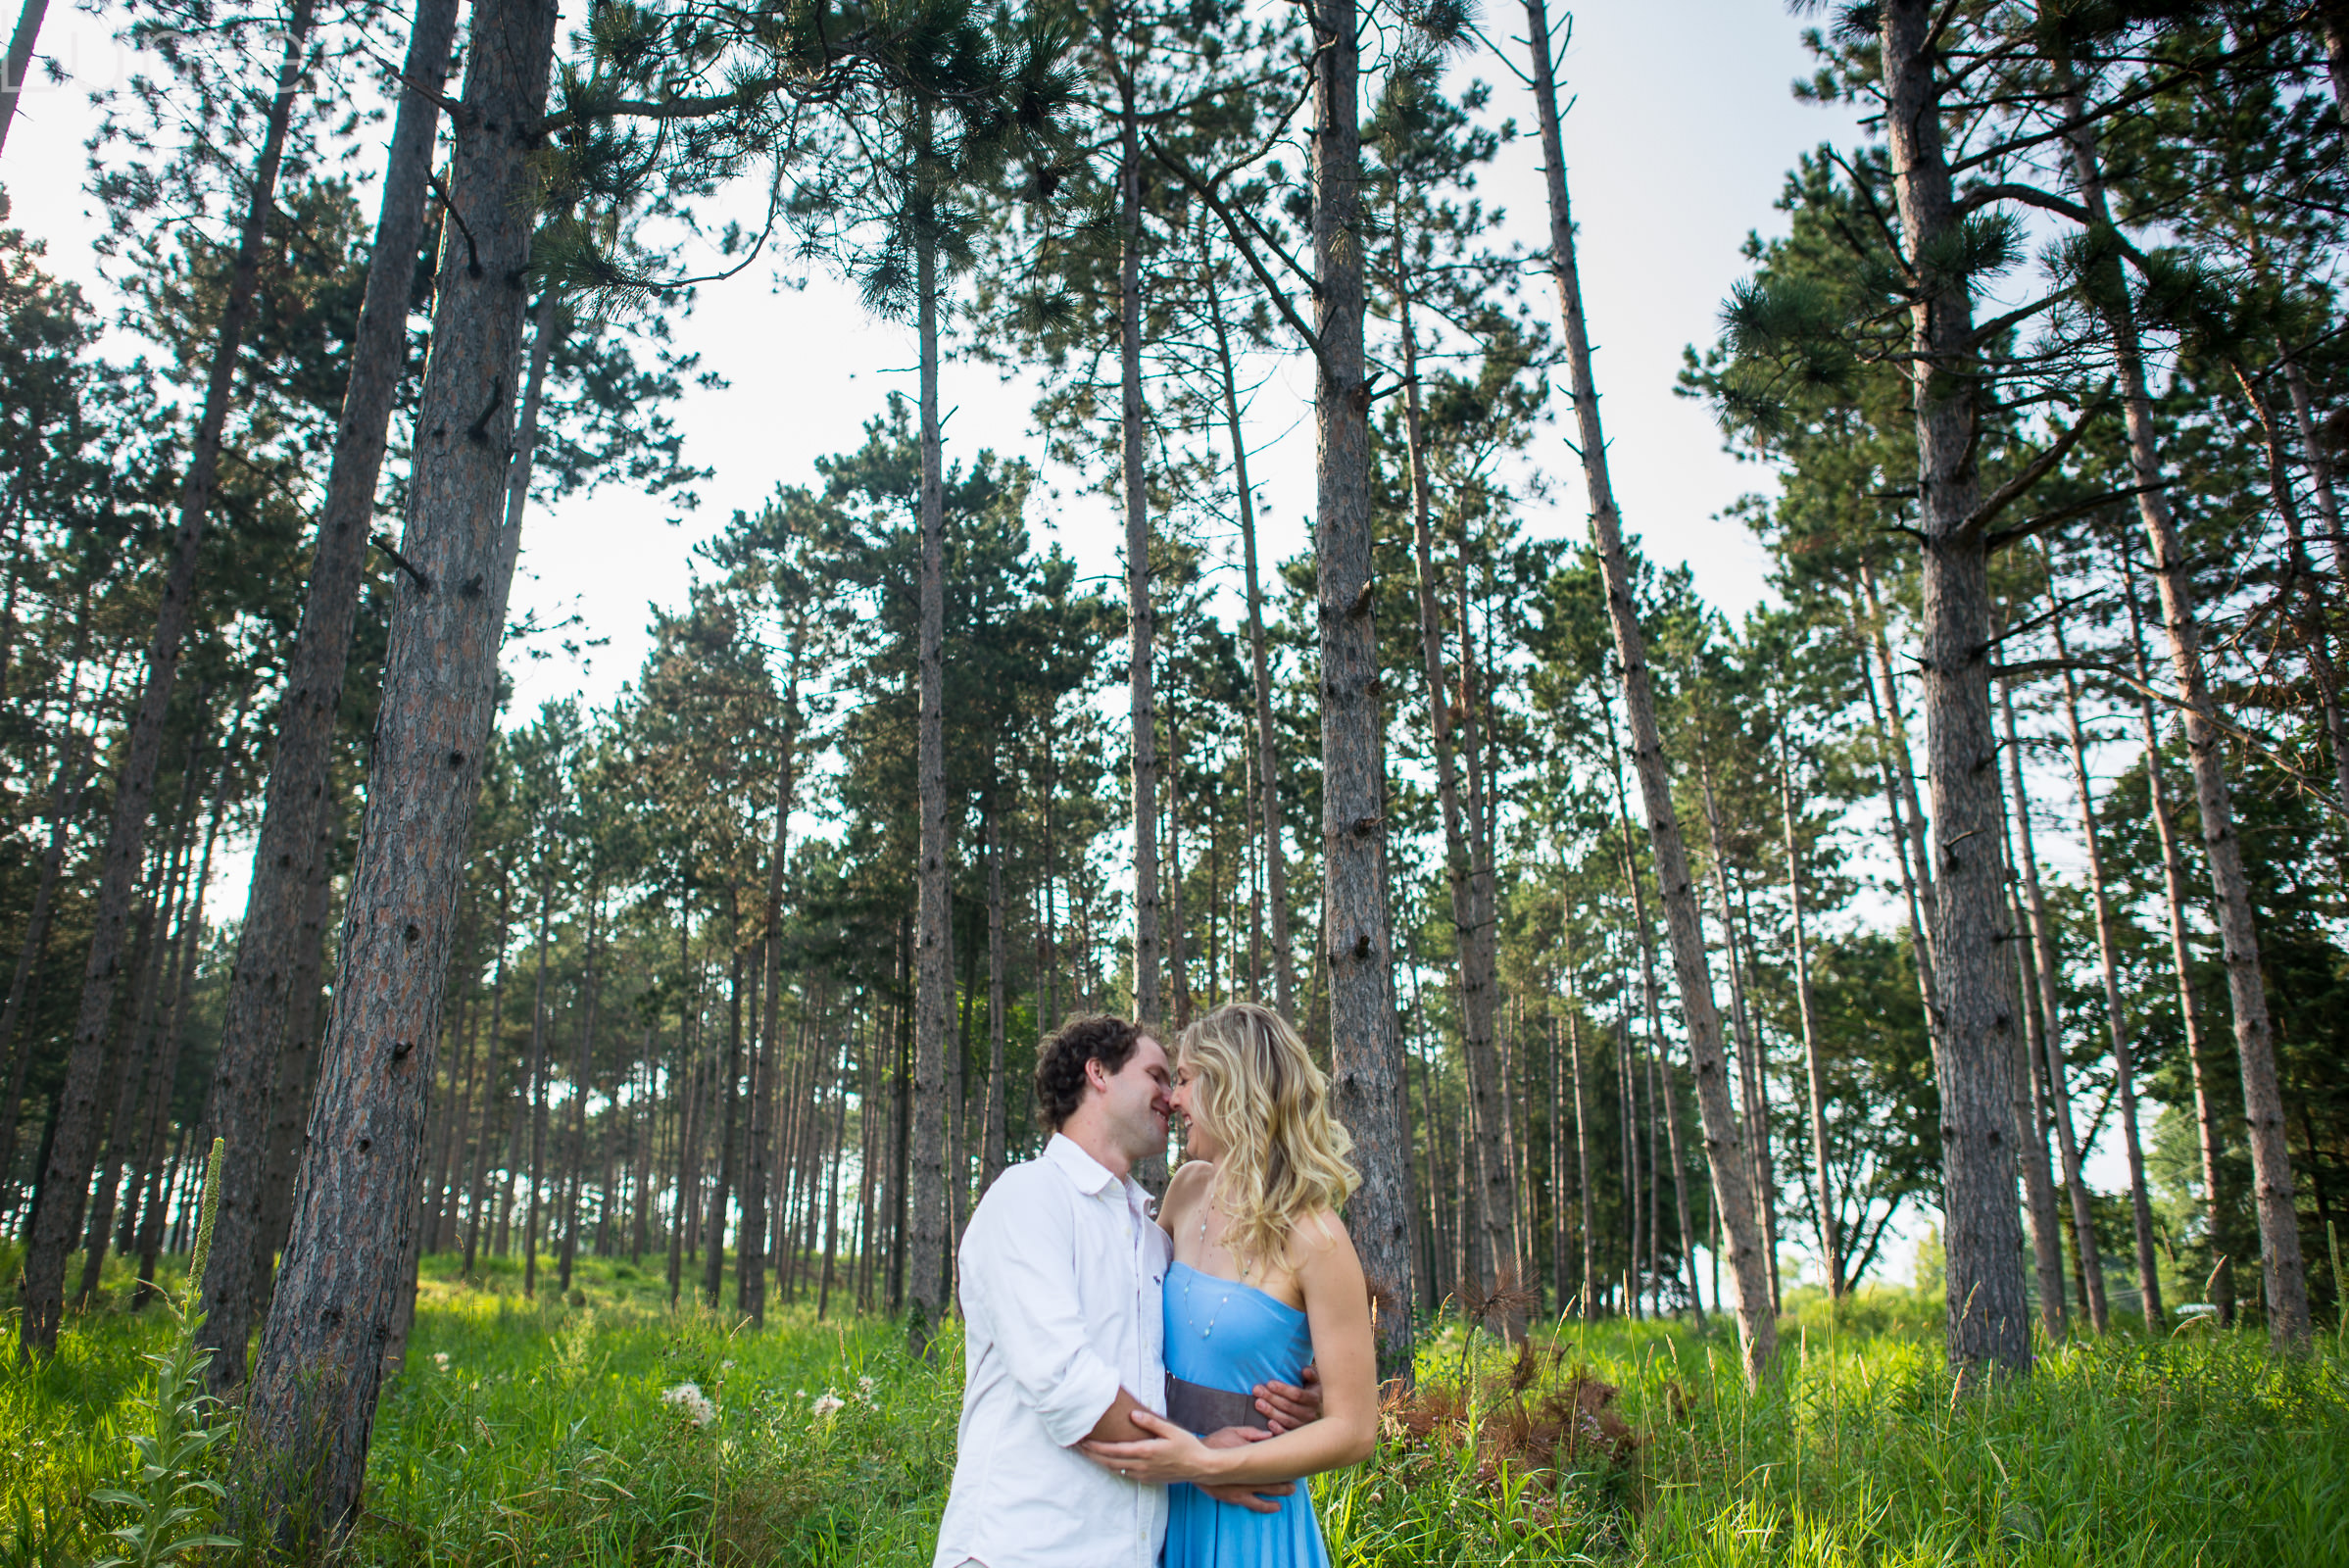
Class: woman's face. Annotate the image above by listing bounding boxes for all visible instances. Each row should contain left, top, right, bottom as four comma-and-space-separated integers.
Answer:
1171, 1058, 1224, 1162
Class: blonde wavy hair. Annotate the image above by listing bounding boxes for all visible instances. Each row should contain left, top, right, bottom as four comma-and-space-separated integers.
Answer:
1177, 1003, 1360, 1274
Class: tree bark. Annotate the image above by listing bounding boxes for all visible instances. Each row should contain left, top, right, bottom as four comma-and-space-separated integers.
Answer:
1875, 0, 2032, 1375
1776, 727, 1840, 1299
704, 936, 743, 1307
462, 870, 511, 1277
742, 638, 798, 1324
907, 104, 952, 1352
2050, 612, 2162, 1328
558, 898, 599, 1295
1696, 747, 1781, 1315
20, 0, 318, 1361
130, 769, 230, 1304
1397, 291, 1509, 1301
0, 735, 91, 1219
1999, 679, 2107, 1333
79, 860, 177, 1305
236, 0, 559, 1526
2006, 864, 2069, 1338
1309, 0, 1414, 1380
981, 782, 1008, 1194
1522, 0, 1772, 1378
1105, 23, 1159, 1036
1565, 965, 1594, 1313
1849, 585, 1939, 1019
250, 768, 337, 1321
2066, 77, 2308, 1349
2126, 567, 2236, 1323
520, 866, 556, 1297
200, 0, 461, 1385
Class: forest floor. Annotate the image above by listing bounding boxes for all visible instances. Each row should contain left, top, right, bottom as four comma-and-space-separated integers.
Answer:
4, 1244, 2346, 1565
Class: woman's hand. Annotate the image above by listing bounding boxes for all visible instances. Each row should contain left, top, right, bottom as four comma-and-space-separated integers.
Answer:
1079, 1408, 1241, 1486
1199, 1425, 1295, 1513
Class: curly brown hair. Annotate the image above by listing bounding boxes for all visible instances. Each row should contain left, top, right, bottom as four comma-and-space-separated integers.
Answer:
1033, 1013, 1145, 1133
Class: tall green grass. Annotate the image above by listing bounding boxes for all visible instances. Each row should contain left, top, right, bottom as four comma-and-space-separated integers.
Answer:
5, 1252, 2344, 1565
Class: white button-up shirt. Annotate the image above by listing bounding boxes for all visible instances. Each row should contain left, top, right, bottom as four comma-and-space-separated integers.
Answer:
933, 1133, 1171, 1568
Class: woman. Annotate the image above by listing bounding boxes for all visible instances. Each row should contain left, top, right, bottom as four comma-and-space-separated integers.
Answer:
1080, 1003, 1380, 1567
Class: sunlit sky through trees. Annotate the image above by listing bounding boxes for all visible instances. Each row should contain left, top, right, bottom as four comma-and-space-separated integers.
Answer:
6, 2, 1859, 714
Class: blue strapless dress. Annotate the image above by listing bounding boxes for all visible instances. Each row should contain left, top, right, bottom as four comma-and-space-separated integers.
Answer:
1162, 1259, 1328, 1568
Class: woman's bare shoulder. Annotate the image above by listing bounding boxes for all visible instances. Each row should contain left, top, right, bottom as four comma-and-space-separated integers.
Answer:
1161, 1158, 1215, 1221
1285, 1206, 1360, 1270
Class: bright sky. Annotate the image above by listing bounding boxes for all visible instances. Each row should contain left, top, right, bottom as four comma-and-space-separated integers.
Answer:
2, 1, 1861, 708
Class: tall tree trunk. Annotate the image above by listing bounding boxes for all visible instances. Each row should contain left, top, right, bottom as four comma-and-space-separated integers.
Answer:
1604, 710, 1691, 1321
0, 734, 91, 1218
1308, 0, 1414, 1378
2065, 79, 2309, 1349
816, 1037, 850, 1321
1696, 748, 1782, 1314
1873, 0, 2032, 1375
81, 711, 213, 1304
1395, 321, 1510, 1298
521, 868, 556, 1298
463, 872, 512, 1278
981, 783, 1007, 1194
0, 0, 50, 159
1857, 564, 1938, 928
250, 769, 338, 1320
78, 857, 179, 1305
907, 109, 952, 1352
1457, 559, 1515, 1287
2126, 568, 2237, 1324
236, 0, 560, 1525
200, 0, 461, 1383
1999, 679, 2108, 1334
559, 899, 599, 1295
2050, 612, 2162, 1328
1776, 729, 1840, 1299
743, 632, 799, 1324
1849, 582, 1940, 1017
1566, 964, 1594, 1314
1165, 707, 1191, 1028
1107, 26, 1160, 1039
21, 0, 318, 1361
131, 770, 231, 1305
704, 936, 743, 1307
1521, 0, 1773, 1379
2007, 864, 2069, 1338
1731, 879, 1786, 1313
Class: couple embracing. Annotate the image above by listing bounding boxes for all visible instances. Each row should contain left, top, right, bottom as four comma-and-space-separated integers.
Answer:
934, 1004, 1379, 1568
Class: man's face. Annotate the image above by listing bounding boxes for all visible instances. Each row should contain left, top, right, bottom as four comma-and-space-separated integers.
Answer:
1088, 1034, 1173, 1167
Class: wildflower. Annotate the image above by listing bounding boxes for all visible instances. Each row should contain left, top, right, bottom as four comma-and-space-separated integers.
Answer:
811, 1392, 845, 1418
721, 1359, 736, 1371
432, 1351, 450, 1371
857, 1375, 876, 1396
662, 1382, 718, 1427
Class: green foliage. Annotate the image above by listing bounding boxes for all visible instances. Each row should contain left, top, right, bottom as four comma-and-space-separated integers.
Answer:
84, 1333, 238, 1568
9, 1256, 2348, 1565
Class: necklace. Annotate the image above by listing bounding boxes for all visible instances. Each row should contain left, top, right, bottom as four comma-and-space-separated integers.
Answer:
1182, 1200, 1247, 1340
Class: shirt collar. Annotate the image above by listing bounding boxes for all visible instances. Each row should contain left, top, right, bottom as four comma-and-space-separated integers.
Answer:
1044, 1131, 1125, 1197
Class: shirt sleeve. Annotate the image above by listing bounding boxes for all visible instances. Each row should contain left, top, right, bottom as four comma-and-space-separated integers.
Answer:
959, 1177, 1125, 1447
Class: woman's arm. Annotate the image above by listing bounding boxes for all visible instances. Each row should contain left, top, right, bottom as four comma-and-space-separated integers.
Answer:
1080, 1210, 1379, 1487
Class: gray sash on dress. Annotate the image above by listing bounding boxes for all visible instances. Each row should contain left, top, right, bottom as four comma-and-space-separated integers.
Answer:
1164, 1374, 1261, 1436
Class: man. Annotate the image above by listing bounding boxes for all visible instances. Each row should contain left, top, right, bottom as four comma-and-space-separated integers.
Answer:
934, 1013, 1316, 1568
